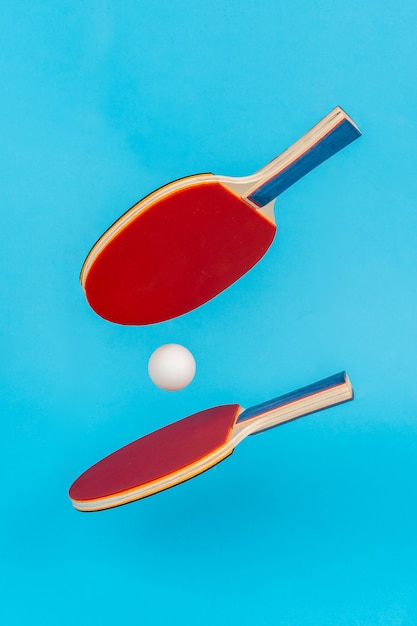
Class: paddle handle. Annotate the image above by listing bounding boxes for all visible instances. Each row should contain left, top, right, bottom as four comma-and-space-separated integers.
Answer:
245, 107, 361, 208
236, 371, 353, 435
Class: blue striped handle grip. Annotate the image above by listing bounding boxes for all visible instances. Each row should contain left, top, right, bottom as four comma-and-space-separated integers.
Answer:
237, 371, 353, 434
247, 108, 361, 208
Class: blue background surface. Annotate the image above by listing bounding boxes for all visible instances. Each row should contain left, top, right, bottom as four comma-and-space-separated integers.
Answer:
1, 2, 417, 624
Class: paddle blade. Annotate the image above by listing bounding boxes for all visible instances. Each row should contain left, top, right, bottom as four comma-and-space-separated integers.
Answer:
82, 182, 275, 325
69, 404, 240, 511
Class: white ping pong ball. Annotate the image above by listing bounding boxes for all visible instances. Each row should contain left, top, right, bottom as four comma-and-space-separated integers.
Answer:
148, 344, 196, 391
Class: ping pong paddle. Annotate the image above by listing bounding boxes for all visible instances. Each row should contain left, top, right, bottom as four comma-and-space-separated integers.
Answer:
69, 371, 353, 511
81, 106, 361, 325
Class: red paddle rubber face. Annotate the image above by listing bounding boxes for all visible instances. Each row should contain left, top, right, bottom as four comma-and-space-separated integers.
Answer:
69, 405, 240, 506
83, 182, 276, 324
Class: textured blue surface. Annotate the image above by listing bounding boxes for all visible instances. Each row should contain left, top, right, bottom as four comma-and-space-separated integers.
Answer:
248, 120, 361, 206
2, 2, 417, 625
237, 371, 347, 422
